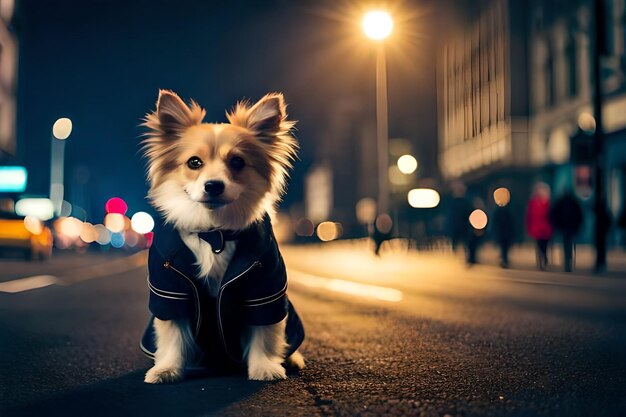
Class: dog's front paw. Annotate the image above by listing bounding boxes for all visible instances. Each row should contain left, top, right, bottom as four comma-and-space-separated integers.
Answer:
144, 366, 183, 384
286, 350, 306, 371
248, 358, 287, 381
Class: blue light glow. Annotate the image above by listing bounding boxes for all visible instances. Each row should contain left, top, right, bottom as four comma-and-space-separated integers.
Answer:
110, 232, 125, 248
0, 166, 27, 193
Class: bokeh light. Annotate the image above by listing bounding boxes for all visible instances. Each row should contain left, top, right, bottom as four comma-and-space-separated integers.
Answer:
144, 231, 154, 247
59, 200, 72, 217
469, 209, 488, 230
578, 112, 596, 133
23, 216, 43, 235
110, 232, 125, 248
295, 218, 315, 237
493, 187, 511, 207
104, 213, 126, 233
397, 155, 418, 174
79, 223, 98, 243
52, 117, 73, 140
317, 221, 343, 241
362, 10, 393, 40
375, 214, 393, 234
131, 212, 155, 234
15, 198, 54, 220
356, 198, 377, 224
95, 224, 111, 245
407, 188, 440, 208
125, 231, 139, 247
105, 197, 128, 215
57, 217, 82, 238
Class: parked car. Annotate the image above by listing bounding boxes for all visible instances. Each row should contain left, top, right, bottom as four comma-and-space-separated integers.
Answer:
0, 212, 53, 260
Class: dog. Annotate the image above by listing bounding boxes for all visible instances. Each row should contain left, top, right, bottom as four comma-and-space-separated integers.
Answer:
140, 90, 305, 383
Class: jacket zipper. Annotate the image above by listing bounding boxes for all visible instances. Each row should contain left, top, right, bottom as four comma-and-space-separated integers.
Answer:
163, 260, 202, 337
216, 260, 261, 362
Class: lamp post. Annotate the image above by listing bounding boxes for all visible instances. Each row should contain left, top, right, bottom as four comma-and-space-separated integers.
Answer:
362, 10, 393, 216
50, 117, 72, 216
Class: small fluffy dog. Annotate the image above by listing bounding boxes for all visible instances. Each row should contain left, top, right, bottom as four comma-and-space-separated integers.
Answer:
140, 90, 305, 383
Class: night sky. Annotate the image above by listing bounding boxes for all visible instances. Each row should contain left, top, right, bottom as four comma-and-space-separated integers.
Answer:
11, 0, 437, 222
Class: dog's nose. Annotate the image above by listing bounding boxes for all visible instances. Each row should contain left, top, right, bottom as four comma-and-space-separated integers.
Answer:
204, 180, 225, 197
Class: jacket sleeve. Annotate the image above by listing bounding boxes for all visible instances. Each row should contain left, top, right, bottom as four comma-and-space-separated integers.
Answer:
147, 247, 193, 321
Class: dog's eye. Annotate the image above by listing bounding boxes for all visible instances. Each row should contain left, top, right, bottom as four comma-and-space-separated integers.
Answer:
229, 156, 245, 171
187, 156, 203, 170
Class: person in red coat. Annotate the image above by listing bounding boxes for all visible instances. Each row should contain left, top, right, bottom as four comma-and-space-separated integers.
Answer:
526, 183, 553, 270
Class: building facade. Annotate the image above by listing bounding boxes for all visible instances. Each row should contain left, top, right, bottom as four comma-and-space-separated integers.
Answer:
437, 0, 626, 242
0, 0, 16, 158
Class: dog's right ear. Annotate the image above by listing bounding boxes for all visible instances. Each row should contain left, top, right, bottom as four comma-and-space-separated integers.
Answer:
144, 90, 205, 138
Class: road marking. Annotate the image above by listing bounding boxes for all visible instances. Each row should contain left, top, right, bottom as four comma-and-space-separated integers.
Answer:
290, 270, 403, 302
0, 251, 148, 294
0, 275, 58, 293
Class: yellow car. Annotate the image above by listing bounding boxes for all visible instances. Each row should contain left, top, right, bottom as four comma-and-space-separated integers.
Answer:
0, 212, 53, 260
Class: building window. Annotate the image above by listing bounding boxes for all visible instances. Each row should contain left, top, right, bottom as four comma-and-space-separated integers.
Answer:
545, 38, 556, 107
565, 28, 578, 98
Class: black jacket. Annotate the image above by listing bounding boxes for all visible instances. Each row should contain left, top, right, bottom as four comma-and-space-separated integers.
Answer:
140, 214, 304, 368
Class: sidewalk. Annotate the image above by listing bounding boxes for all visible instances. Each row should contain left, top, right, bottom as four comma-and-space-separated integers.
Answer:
281, 239, 626, 290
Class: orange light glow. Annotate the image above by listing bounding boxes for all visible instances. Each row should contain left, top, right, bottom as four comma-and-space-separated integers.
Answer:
469, 209, 488, 230
79, 223, 98, 243
362, 10, 394, 40
317, 221, 342, 242
57, 217, 82, 238
493, 187, 511, 207
104, 213, 126, 233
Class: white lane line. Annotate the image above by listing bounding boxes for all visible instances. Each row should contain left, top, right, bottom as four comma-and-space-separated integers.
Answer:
0, 251, 149, 294
289, 269, 403, 302
0, 275, 58, 293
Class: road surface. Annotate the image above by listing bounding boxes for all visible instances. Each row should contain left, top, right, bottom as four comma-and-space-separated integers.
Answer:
1, 243, 625, 416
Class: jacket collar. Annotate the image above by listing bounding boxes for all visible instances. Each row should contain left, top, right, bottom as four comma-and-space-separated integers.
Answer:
152, 213, 273, 286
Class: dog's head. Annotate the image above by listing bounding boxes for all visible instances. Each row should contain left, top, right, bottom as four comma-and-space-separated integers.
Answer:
142, 90, 297, 231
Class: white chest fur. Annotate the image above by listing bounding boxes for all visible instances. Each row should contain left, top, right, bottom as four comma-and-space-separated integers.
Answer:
180, 232, 237, 296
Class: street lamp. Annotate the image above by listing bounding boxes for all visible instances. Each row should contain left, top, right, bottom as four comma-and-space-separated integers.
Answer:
50, 117, 72, 216
362, 10, 393, 216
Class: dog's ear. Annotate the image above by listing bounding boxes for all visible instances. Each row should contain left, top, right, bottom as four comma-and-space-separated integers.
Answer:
145, 90, 205, 138
227, 93, 294, 139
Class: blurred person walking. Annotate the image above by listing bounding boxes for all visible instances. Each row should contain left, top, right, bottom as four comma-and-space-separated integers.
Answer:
446, 182, 473, 260
526, 183, 553, 270
491, 200, 515, 268
550, 192, 584, 272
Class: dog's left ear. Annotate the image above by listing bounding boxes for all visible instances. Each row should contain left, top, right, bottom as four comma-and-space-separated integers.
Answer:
228, 93, 293, 138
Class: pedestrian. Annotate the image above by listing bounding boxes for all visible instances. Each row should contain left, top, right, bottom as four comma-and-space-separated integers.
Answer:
446, 181, 473, 258
617, 205, 626, 249
550, 191, 584, 272
525, 182, 553, 270
491, 199, 515, 268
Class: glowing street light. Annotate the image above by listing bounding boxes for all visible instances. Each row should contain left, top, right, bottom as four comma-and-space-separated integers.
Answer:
362, 10, 394, 41
52, 117, 73, 140
362, 10, 394, 217
50, 117, 73, 216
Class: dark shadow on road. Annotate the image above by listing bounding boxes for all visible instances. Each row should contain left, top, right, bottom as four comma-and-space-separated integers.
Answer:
2, 369, 266, 417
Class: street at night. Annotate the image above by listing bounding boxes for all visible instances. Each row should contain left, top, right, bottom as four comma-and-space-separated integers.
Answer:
1, 245, 625, 417
3, 0, 626, 416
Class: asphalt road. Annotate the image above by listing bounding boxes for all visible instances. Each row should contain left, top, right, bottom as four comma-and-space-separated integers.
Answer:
1, 245, 626, 417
